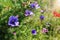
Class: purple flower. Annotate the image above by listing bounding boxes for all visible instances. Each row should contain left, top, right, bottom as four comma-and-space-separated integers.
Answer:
40, 15, 44, 20
32, 29, 37, 35
30, 2, 40, 9
8, 15, 19, 27
42, 28, 48, 33
30, 3, 35, 8
25, 10, 33, 16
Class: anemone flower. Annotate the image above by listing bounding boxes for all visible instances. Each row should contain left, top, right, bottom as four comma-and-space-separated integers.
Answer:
30, 2, 40, 9
42, 28, 48, 33
40, 15, 44, 20
8, 15, 19, 27
32, 29, 37, 35
25, 10, 33, 16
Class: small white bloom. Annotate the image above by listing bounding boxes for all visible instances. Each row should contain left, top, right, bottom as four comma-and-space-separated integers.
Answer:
35, 4, 40, 9
30, 12, 33, 15
40, 10, 44, 12
15, 22, 19, 26
11, 24, 15, 27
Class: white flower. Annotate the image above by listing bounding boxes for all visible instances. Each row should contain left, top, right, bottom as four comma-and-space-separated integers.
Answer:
15, 22, 19, 26
40, 10, 44, 12
30, 12, 34, 15
35, 4, 40, 9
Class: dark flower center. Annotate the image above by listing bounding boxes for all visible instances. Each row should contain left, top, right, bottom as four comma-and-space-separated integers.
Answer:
11, 20, 15, 25
32, 30, 36, 34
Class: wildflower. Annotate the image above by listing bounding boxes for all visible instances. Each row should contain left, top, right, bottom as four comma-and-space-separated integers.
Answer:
25, 10, 33, 16
32, 29, 37, 35
13, 32, 16, 35
40, 15, 44, 20
40, 10, 44, 13
30, 2, 40, 9
53, 11, 60, 17
42, 28, 48, 33
8, 15, 19, 27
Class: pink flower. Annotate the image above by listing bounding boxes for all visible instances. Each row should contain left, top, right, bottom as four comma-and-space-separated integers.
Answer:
13, 32, 16, 35
42, 28, 48, 33
40, 10, 44, 12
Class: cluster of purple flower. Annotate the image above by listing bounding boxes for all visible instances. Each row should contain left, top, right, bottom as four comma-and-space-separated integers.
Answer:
8, 1, 48, 35
30, 2, 48, 35
24, 1, 40, 16
25, 1, 44, 20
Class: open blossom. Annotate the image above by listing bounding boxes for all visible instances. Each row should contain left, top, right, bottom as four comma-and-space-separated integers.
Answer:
25, 10, 33, 16
8, 15, 19, 27
42, 28, 48, 33
30, 2, 40, 9
40, 15, 44, 20
32, 29, 37, 35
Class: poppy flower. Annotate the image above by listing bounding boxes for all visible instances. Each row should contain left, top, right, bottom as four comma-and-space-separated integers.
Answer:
30, 2, 40, 9
8, 15, 19, 27
32, 29, 37, 35
25, 10, 33, 16
40, 15, 44, 20
42, 28, 48, 33
53, 11, 60, 17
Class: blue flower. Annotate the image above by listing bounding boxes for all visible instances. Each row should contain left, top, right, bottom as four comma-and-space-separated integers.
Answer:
25, 10, 33, 16
30, 3, 35, 8
40, 15, 44, 20
8, 16, 19, 27
32, 29, 37, 35
30, 2, 40, 9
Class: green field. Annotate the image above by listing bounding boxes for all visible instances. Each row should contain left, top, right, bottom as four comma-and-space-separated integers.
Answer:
0, 0, 60, 40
